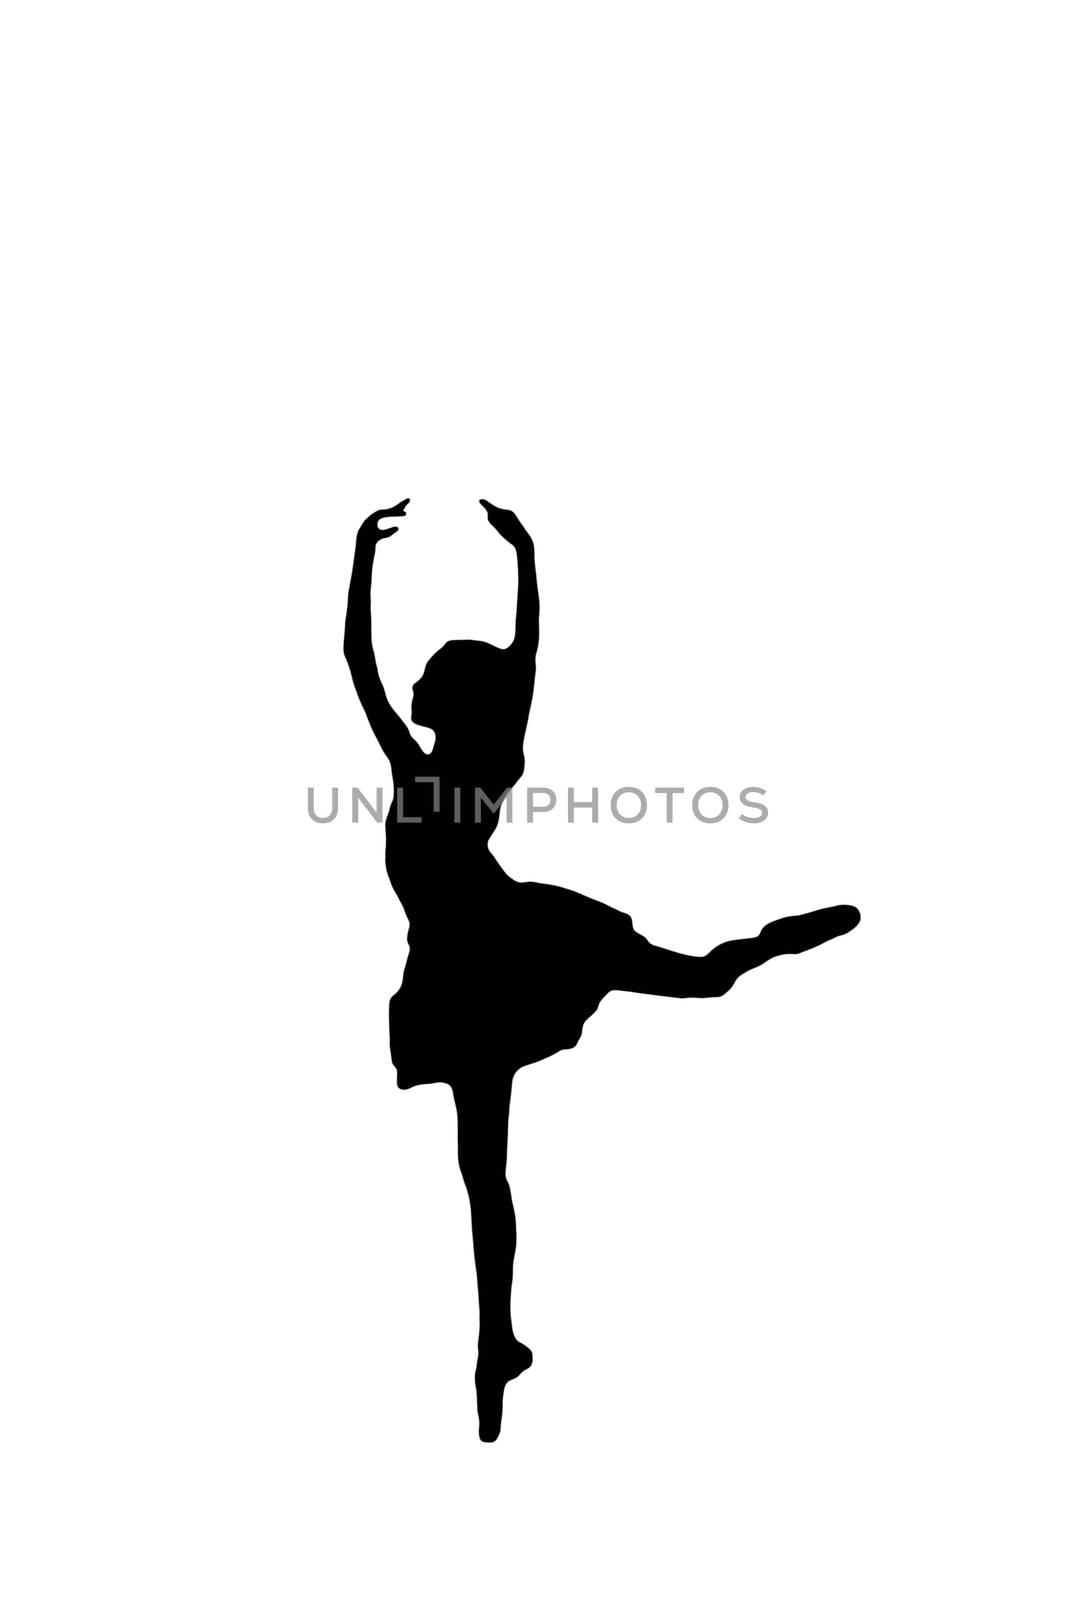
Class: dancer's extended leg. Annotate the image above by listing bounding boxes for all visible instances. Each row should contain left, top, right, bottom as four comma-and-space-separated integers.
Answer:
616, 904, 860, 998
453, 1074, 533, 1442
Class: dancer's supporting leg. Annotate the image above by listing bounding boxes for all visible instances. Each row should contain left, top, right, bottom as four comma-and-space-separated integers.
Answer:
616, 904, 860, 998
453, 1073, 533, 1442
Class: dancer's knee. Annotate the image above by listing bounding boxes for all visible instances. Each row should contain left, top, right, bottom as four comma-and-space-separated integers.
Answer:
457, 1140, 507, 1194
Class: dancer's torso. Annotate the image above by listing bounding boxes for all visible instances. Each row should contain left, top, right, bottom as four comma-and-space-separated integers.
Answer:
384, 756, 522, 926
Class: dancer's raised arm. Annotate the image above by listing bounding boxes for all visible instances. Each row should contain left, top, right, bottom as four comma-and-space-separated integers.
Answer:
479, 499, 539, 664
344, 501, 420, 766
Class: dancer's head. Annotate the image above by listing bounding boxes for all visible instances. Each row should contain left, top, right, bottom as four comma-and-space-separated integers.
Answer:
411, 640, 511, 738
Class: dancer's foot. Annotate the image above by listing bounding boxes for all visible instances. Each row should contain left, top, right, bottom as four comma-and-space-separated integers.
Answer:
763, 904, 861, 953
475, 1338, 533, 1443
703, 904, 860, 995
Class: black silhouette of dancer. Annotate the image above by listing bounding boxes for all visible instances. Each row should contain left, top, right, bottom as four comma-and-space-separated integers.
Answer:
345, 499, 859, 1441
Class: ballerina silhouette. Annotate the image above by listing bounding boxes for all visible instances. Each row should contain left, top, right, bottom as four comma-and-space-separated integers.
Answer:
345, 498, 859, 1441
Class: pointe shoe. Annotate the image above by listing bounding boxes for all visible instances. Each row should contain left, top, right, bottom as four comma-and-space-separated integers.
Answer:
475, 1339, 533, 1443
703, 905, 859, 998
766, 905, 860, 953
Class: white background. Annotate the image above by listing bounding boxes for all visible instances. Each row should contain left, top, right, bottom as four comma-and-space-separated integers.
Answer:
2, 3, 1065, 1596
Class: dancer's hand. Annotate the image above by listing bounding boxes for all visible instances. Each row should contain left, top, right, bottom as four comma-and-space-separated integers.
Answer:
479, 498, 529, 547
358, 499, 409, 543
